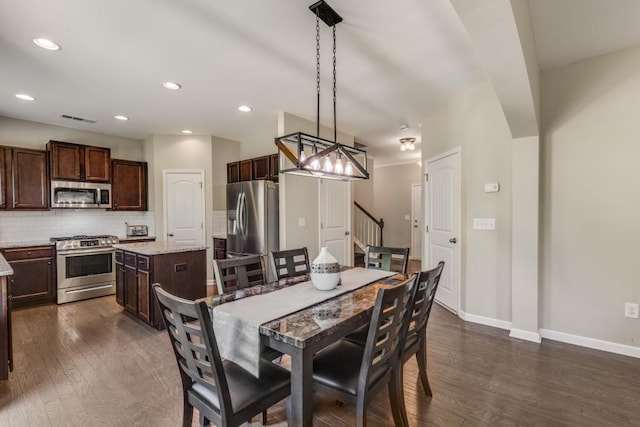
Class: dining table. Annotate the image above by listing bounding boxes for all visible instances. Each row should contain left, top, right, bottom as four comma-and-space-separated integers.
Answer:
200, 267, 408, 427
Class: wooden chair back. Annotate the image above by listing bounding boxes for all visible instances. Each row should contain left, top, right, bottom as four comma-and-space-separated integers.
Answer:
359, 275, 416, 394
271, 247, 311, 280
213, 255, 265, 294
152, 284, 234, 421
408, 262, 445, 339
365, 246, 410, 274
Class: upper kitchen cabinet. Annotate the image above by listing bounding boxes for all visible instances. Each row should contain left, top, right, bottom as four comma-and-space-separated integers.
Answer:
111, 159, 148, 211
48, 140, 111, 182
0, 147, 6, 209
226, 153, 279, 183
0, 146, 48, 210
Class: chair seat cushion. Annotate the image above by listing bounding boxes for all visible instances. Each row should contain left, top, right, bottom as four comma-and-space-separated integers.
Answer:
190, 359, 290, 415
312, 339, 386, 396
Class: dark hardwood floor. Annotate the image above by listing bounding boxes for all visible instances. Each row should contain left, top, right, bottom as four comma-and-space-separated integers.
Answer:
1, 293, 639, 426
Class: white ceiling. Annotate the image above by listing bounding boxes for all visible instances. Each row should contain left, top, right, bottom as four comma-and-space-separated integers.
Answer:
529, 0, 640, 71
1, 0, 640, 165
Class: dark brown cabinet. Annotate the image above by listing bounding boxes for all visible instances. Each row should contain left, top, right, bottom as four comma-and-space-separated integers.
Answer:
111, 159, 148, 211
0, 147, 48, 210
0, 147, 6, 209
1, 246, 54, 309
227, 153, 279, 183
269, 153, 279, 181
213, 237, 226, 260
227, 162, 240, 183
48, 140, 111, 182
239, 160, 252, 181
115, 248, 206, 329
1, 275, 12, 380
252, 156, 270, 180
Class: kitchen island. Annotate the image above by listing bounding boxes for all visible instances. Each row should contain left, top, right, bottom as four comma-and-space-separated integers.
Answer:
113, 241, 207, 329
1, 253, 14, 380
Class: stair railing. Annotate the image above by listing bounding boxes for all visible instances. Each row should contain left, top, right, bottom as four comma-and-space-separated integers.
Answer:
353, 201, 384, 250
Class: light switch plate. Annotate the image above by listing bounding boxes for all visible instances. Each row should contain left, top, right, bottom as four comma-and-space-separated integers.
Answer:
298, 217, 306, 227
484, 183, 500, 193
473, 218, 496, 230
625, 302, 639, 319
404, 214, 411, 221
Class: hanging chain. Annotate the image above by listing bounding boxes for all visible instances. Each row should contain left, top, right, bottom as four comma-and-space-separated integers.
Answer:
332, 25, 337, 143
316, 13, 321, 137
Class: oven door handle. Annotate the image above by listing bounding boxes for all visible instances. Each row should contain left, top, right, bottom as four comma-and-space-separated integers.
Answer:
57, 249, 115, 256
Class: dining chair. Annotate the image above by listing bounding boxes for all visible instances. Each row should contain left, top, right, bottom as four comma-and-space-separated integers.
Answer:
271, 247, 311, 280
213, 255, 265, 295
365, 245, 410, 274
153, 284, 291, 427
402, 261, 444, 396
311, 275, 417, 427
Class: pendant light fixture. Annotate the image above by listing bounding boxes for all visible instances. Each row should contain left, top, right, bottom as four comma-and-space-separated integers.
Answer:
275, 0, 369, 181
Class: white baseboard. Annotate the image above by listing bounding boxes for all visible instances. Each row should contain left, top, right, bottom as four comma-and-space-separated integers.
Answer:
458, 310, 512, 330
509, 328, 542, 343
539, 328, 640, 359
456, 310, 639, 359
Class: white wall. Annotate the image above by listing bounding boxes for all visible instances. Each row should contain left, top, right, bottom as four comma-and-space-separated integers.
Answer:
0, 116, 143, 160
144, 134, 214, 280
422, 79, 513, 321
372, 162, 421, 249
353, 159, 375, 213
541, 46, 640, 347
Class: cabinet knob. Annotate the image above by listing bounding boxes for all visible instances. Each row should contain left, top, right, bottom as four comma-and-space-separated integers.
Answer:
48, 262, 51, 265
27, 251, 31, 255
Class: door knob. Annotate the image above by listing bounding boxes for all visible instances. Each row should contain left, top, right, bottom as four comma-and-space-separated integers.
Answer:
449, 237, 457, 244
345, 231, 350, 236
167, 233, 174, 237
413, 225, 418, 228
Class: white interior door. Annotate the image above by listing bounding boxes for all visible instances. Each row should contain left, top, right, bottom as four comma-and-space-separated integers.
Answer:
426, 149, 460, 313
318, 179, 352, 266
164, 170, 205, 245
411, 183, 422, 260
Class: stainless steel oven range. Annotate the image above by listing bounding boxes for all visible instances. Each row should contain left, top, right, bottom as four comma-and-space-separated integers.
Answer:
52, 235, 119, 304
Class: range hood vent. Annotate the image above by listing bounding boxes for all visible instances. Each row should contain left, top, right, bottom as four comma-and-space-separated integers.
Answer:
59, 114, 97, 124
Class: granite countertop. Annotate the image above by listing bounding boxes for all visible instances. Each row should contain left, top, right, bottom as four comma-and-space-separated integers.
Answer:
117, 235, 157, 242
0, 240, 54, 250
212, 234, 227, 239
113, 241, 208, 256
0, 253, 14, 276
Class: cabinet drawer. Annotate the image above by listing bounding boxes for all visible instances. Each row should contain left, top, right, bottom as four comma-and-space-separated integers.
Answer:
115, 250, 124, 263
136, 255, 150, 271
213, 238, 226, 249
124, 252, 137, 267
2, 246, 52, 261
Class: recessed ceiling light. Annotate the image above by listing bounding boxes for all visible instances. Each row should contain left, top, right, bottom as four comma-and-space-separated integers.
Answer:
32, 38, 61, 51
181, 129, 193, 134
15, 94, 36, 101
114, 115, 129, 121
238, 105, 252, 112
162, 81, 182, 90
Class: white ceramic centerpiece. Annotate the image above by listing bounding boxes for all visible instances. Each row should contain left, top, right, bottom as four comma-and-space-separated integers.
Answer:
310, 247, 341, 291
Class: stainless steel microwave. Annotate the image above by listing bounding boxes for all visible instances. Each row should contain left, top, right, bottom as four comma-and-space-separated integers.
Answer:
51, 180, 112, 209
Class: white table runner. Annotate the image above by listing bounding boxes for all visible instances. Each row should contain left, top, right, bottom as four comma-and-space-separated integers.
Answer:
212, 267, 395, 376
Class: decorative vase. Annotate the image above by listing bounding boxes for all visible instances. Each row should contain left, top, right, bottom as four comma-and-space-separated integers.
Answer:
310, 247, 341, 291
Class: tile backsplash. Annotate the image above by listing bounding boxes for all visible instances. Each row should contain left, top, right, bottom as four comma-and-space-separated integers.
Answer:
0, 210, 155, 242
212, 210, 227, 236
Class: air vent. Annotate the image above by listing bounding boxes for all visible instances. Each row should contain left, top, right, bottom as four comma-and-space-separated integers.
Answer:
59, 114, 97, 124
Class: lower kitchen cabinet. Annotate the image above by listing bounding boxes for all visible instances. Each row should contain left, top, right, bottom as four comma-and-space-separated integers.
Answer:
1, 246, 54, 309
115, 248, 206, 329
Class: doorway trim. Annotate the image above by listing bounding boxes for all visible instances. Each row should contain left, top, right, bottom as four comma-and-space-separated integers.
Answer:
410, 182, 422, 261
162, 169, 206, 244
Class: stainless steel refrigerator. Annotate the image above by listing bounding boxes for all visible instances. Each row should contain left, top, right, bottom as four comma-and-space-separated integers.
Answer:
226, 180, 279, 258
